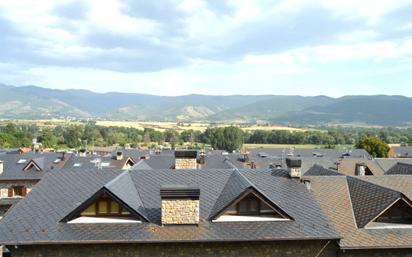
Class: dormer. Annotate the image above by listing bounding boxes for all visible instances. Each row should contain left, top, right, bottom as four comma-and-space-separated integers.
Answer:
23, 158, 44, 171
347, 176, 412, 229
212, 190, 291, 222
210, 170, 292, 222
62, 171, 148, 224
355, 163, 373, 176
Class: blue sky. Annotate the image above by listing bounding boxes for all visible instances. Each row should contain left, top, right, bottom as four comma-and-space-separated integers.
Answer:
0, 0, 412, 96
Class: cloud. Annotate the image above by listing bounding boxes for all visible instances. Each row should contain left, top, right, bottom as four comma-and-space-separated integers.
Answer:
0, 0, 411, 96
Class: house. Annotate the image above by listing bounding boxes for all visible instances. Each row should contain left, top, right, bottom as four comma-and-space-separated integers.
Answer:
388, 146, 412, 158
304, 173, 412, 255
62, 151, 136, 170
0, 168, 339, 257
0, 152, 70, 218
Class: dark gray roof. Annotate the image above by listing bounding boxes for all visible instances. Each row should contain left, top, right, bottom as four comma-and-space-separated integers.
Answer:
304, 164, 343, 176
248, 148, 371, 159
104, 170, 148, 221
347, 176, 402, 228
385, 162, 412, 175
392, 146, 412, 157
0, 152, 68, 180
0, 168, 338, 245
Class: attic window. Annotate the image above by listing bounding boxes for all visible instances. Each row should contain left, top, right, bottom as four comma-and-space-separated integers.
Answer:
67, 192, 141, 224
214, 192, 290, 222
367, 198, 412, 229
17, 159, 27, 164
81, 194, 131, 217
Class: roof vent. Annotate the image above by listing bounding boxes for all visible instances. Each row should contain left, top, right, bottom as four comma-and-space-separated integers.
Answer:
160, 185, 200, 225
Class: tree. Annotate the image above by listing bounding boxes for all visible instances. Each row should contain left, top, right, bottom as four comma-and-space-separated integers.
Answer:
208, 126, 243, 152
62, 125, 83, 148
355, 135, 390, 158
38, 128, 57, 148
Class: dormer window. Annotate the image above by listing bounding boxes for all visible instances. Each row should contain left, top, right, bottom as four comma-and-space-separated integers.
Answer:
367, 198, 412, 229
80, 193, 132, 217
213, 191, 291, 222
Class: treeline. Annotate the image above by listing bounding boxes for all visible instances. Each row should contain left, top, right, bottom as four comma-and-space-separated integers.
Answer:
1, 122, 412, 152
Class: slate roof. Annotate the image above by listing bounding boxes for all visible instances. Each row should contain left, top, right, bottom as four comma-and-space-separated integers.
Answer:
248, 148, 371, 159
62, 154, 136, 170
391, 146, 412, 157
304, 164, 343, 176
337, 158, 385, 176
0, 168, 338, 245
386, 162, 412, 175
0, 152, 69, 181
346, 176, 402, 228
309, 175, 412, 249
375, 158, 412, 172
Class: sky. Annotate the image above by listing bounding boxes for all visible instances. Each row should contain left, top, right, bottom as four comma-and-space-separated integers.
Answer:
0, 0, 412, 97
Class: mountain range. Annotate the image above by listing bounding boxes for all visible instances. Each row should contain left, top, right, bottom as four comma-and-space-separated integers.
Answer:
0, 84, 411, 126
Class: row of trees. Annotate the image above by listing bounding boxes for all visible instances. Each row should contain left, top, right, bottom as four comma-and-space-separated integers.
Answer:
0, 122, 411, 156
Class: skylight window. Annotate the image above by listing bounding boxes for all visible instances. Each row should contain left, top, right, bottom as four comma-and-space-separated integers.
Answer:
53, 159, 61, 164
101, 162, 110, 167
73, 163, 82, 167
17, 159, 27, 164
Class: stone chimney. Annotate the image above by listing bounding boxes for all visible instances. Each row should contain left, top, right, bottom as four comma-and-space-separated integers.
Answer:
0, 160, 3, 175
174, 150, 198, 169
286, 158, 302, 178
160, 185, 200, 225
116, 151, 123, 161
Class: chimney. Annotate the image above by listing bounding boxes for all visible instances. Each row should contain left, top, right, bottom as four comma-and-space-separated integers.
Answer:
0, 160, 3, 175
160, 185, 200, 225
286, 158, 302, 178
116, 151, 123, 161
78, 148, 87, 157
174, 150, 198, 169
197, 150, 205, 165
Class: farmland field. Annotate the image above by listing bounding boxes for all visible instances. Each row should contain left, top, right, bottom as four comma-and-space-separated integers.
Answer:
95, 120, 305, 132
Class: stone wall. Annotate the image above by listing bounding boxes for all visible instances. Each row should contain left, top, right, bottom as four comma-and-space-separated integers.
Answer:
175, 158, 197, 169
161, 199, 199, 224
7, 240, 339, 257
341, 248, 412, 257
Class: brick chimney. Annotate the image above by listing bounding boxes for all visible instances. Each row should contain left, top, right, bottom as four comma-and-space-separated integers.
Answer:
174, 150, 198, 169
160, 185, 200, 225
286, 158, 302, 178
0, 160, 3, 175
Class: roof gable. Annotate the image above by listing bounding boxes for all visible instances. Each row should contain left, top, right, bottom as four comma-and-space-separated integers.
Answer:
304, 164, 343, 176
61, 171, 148, 222
209, 170, 292, 220
23, 158, 44, 171
347, 176, 403, 228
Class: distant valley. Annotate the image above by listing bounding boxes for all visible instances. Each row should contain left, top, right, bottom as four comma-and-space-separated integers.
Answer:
0, 84, 411, 126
